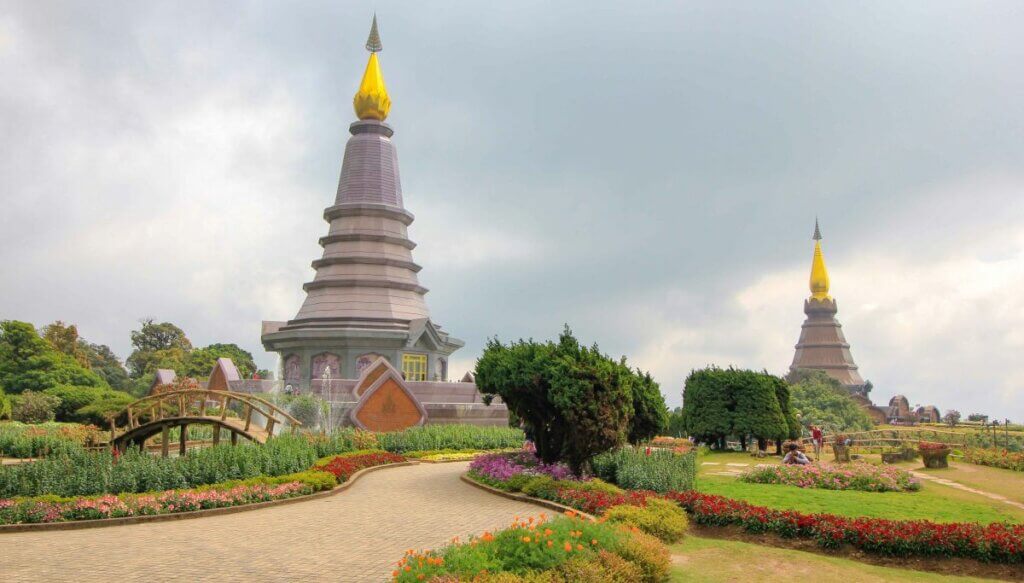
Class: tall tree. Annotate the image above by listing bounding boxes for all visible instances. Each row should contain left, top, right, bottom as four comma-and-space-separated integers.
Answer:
768, 373, 802, 452
627, 369, 669, 444
731, 370, 788, 451
682, 367, 734, 448
0, 321, 106, 393
184, 343, 257, 378
126, 320, 192, 378
475, 326, 643, 475
80, 342, 132, 391
787, 369, 874, 432
42, 321, 91, 367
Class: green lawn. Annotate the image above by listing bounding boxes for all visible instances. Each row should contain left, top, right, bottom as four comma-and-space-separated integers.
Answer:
894, 460, 1024, 505
694, 452, 1024, 523
669, 535, 990, 582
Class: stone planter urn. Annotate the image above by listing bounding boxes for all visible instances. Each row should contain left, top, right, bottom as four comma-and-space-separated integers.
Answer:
832, 443, 851, 463
881, 451, 903, 464
919, 446, 950, 468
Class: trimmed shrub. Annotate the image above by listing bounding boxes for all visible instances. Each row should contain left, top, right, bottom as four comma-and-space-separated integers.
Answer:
612, 528, 671, 583
603, 498, 689, 543
287, 395, 323, 428
11, 391, 61, 423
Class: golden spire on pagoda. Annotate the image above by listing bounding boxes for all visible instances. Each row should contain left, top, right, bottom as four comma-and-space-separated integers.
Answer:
353, 14, 391, 121
809, 218, 831, 300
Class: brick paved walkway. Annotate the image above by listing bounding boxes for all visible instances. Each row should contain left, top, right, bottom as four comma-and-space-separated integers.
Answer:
0, 462, 540, 583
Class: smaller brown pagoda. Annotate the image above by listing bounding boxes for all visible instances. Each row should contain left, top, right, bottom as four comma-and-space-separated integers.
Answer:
789, 221, 867, 393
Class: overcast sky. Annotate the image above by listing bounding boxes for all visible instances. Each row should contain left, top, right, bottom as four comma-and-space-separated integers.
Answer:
2, 2, 1022, 419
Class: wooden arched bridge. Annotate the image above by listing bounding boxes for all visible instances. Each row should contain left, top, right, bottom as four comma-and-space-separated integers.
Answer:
109, 389, 301, 456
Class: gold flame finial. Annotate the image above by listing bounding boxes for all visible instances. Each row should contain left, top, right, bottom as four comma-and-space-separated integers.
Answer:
809, 219, 831, 300
353, 14, 391, 121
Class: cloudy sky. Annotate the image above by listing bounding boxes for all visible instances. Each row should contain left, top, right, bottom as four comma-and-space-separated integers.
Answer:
2, 2, 1022, 419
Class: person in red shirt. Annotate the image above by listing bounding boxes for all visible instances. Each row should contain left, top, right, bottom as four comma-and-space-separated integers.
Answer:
811, 425, 824, 459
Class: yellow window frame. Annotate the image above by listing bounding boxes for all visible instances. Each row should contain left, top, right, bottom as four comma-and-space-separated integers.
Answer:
402, 353, 428, 381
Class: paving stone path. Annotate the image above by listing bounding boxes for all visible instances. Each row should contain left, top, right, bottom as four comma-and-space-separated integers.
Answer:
0, 462, 541, 583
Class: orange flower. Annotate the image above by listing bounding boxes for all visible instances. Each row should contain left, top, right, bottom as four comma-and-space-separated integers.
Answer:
564, 510, 576, 518
564, 541, 573, 552
547, 540, 553, 547
528, 516, 535, 523
391, 571, 398, 578
404, 566, 411, 572
544, 528, 553, 536
591, 539, 598, 545
522, 536, 531, 543
417, 575, 424, 581
577, 544, 584, 551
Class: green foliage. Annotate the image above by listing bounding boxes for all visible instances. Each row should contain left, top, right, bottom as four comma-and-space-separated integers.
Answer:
126, 319, 192, 379
0, 433, 320, 497
287, 395, 325, 428
184, 343, 257, 379
628, 371, 668, 444
0, 389, 10, 420
0, 321, 107, 394
81, 342, 132, 391
40, 385, 134, 425
787, 369, 874, 433
604, 498, 689, 543
374, 424, 525, 453
731, 370, 788, 445
681, 368, 733, 445
769, 376, 802, 440
476, 326, 659, 475
0, 422, 101, 458
41, 321, 91, 367
591, 448, 696, 493
665, 407, 686, 437
11, 390, 62, 423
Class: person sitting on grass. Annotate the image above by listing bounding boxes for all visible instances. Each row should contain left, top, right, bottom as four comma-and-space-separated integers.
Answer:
782, 443, 811, 465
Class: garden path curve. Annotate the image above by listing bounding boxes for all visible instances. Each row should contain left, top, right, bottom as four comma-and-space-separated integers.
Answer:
0, 461, 540, 583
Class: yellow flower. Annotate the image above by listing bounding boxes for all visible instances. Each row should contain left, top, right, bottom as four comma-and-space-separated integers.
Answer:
522, 536, 531, 543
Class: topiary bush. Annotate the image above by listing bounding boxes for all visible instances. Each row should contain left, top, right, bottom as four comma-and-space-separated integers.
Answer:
603, 498, 689, 543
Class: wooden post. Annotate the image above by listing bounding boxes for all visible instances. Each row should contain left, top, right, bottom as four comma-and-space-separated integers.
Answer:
127, 408, 134, 429
243, 405, 253, 432
161, 425, 170, 458
220, 395, 229, 420
199, 397, 207, 417
265, 418, 275, 440
212, 426, 221, 446
180, 424, 188, 456
109, 419, 115, 443
231, 431, 238, 446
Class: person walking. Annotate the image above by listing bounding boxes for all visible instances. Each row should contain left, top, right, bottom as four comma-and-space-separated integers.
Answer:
811, 425, 823, 459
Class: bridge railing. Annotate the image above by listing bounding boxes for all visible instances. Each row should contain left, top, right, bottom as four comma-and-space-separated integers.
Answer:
111, 389, 303, 441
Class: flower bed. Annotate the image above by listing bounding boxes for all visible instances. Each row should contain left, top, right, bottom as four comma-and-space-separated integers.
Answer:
666, 490, 1024, 564
738, 462, 920, 492
0, 480, 314, 525
312, 451, 407, 482
392, 511, 670, 583
963, 448, 1024, 472
468, 451, 576, 486
1, 449, 408, 526
0, 422, 102, 458
465, 468, 1024, 564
